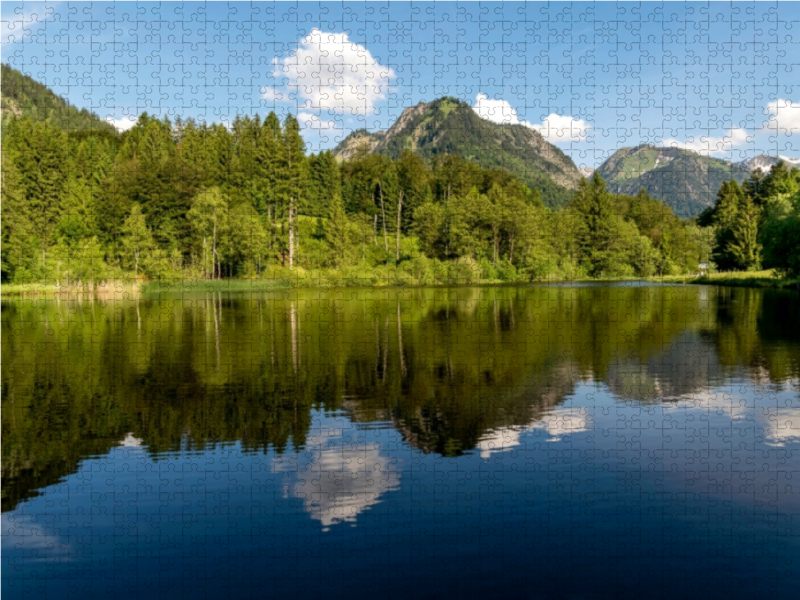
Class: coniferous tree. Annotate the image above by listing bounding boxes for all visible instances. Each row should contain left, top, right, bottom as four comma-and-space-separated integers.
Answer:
1, 147, 36, 281
727, 193, 762, 270
713, 180, 748, 270
569, 172, 623, 276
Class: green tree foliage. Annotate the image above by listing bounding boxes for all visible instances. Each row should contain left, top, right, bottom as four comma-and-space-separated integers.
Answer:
712, 180, 761, 271
569, 173, 625, 276
755, 163, 800, 278
691, 162, 799, 277
188, 187, 230, 279
307, 151, 342, 218
1, 84, 716, 286
120, 204, 155, 278
323, 193, 350, 268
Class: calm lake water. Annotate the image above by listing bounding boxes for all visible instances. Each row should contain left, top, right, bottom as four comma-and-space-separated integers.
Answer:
2, 284, 799, 599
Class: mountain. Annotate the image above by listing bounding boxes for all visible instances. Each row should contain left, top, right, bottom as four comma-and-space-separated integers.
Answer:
596, 145, 751, 218
740, 154, 800, 172
333, 97, 584, 209
1, 64, 116, 133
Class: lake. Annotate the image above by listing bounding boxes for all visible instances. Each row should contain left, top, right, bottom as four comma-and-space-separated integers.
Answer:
2, 284, 799, 599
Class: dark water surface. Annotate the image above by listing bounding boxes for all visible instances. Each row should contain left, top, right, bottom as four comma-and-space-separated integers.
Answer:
3, 284, 799, 599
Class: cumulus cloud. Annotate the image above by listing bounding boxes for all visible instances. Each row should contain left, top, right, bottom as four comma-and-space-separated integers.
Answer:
661, 127, 749, 156
106, 116, 137, 132
297, 111, 338, 132
529, 113, 592, 142
273, 29, 395, 116
473, 93, 522, 125
472, 94, 591, 142
763, 99, 800, 135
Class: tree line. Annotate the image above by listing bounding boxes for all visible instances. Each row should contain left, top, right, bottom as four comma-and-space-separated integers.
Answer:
1, 110, 798, 286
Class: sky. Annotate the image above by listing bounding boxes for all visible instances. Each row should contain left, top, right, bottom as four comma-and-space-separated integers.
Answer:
2, 1, 799, 168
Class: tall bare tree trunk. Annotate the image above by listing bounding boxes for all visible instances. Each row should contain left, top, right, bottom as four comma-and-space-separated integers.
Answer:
268, 205, 273, 251
395, 191, 404, 264
288, 198, 295, 268
212, 217, 218, 279
202, 236, 208, 279
379, 182, 388, 252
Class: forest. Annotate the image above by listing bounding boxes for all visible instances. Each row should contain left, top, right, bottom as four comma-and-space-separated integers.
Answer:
2, 110, 799, 288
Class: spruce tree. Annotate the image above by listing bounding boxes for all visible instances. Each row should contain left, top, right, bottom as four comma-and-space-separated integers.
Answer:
569, 172, 622, 276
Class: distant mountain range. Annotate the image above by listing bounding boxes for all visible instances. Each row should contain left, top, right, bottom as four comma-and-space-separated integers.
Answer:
337, 98, 800, 217
596, 145, 753, 218
2, 63, 798, 218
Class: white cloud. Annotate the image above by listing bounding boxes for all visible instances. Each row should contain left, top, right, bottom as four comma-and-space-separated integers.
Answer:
472, 94, 591, 142
1, 6, 51, 44
763, 99, 800, 135
273, 29, 395, 116
662, 127, 749, 156
260, 87, 286, 102
106, 116, 137, 132
297, 111, 338, 132
529, 113, 592, 142
473, 93, 521, 125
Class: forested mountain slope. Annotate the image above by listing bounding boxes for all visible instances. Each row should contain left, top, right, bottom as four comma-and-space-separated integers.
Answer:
1, 64, 116, 133
334, 97, 583, 209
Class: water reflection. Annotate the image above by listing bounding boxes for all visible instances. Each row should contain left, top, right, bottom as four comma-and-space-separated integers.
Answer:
477, 406, 593, 458
2, 285, 798, 514
275, 416, 402, 531
3, 285, 800, 598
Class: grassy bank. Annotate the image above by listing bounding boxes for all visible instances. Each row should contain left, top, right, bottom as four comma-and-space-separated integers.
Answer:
651, 270, 800, 290
5, 269, 798, 298
690, 270, 800, 290
2, 281, 142, 297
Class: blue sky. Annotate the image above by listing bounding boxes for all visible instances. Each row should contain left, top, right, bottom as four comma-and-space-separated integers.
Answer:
2, 1, 799, 167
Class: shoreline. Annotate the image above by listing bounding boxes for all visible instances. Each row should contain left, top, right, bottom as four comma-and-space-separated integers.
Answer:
3, 273, 798, 297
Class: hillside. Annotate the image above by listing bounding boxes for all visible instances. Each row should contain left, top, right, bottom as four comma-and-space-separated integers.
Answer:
1, 64, 116, 133
597, 145, 750, 217
333, 97, 583, 209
